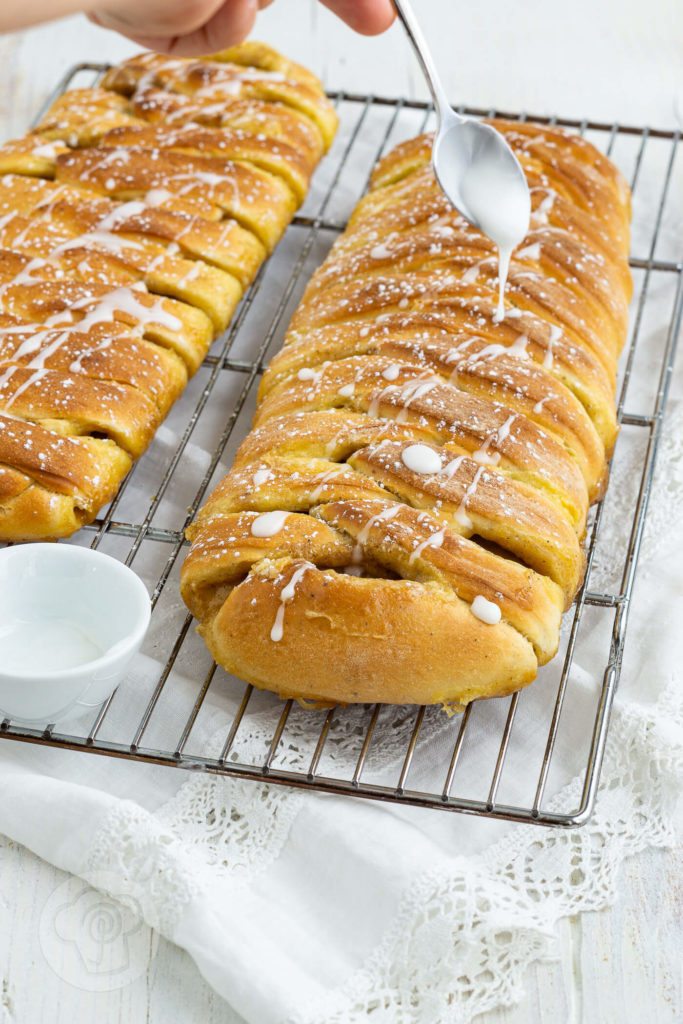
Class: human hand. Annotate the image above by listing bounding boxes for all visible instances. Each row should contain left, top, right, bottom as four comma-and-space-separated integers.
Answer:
89, 0, 396, 56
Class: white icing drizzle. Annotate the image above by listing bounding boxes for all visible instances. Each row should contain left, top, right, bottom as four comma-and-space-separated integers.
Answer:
395, 376, 442, 420
270, 562, 314, 643
368, 372, 441, 421
401, 444, 442, 475
367, 384, 395, 419
352, 504, 403, 564
472, 414, 516, 466
94, 201, 148, 231
516, 242, 541, 261
145, 188, 173, 207
53, 229, 145, 258
31, 140, 65, 159
439, 454, 467, 481
0, 176, 189, 377
0, 211, 16, 233
409, 527, 446, 564
471, 440, 501, 467
471, 594, 502, 624
192, 66, 287, 94
510, 333, 530, 357
250, 511, 289, 538
462, 261, 483, 285
338, 564, 364, 576
0, 256, 47, 301
462, 256, 494, 286
531, 187, 556, 225
310, 467, 344, 501
338, 383, 355, 398
455, 465, 486, 529
370, 241, 394, 260
543, 324, 563, 369
23, 328, 74, 370
0, 365, 17, 396
465, 333, 528, 365
176, 261, 202, 289
430, 217, 456, 237
496, 413, 516, 444
69, 286, 182, 334
0, 366, 48, 409
493, 246, 513, 324
68, 335, 113, 374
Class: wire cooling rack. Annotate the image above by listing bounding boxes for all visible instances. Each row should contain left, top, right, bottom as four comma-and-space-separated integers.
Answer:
0, 64, 680, 828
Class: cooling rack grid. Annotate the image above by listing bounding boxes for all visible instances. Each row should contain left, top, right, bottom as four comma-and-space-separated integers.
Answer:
0, 64, 680, 827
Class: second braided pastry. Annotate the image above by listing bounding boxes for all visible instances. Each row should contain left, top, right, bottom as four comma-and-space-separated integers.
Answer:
181, 121, 632, 709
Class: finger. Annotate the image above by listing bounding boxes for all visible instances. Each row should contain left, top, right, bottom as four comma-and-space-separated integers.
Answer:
90, 0, 260, 56
89, 0, 226, 37
319, 0, 395, 35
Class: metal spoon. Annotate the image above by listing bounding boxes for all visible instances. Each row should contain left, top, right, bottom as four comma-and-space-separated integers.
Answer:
393, 0, 530, 262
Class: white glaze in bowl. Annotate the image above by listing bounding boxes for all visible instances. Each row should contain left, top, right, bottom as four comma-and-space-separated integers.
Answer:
0, 544, 150, 724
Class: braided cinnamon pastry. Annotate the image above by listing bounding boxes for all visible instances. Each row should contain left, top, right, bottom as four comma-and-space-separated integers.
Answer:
181, 121, 632, 709
0, 43, 337, 540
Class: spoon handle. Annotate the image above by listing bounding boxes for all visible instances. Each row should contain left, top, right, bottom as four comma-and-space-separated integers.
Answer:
392, 0, 460, 121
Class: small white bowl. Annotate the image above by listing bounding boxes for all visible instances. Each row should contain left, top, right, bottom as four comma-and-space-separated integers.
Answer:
0, 544, 151, 725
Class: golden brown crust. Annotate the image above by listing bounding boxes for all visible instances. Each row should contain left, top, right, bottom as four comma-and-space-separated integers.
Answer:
0, 44, 336, 542
98, 123, 313, 204
182, 121, 631, 709
54, 148, 297, 252
201, 558, 539, 708
100, 45, 338, 150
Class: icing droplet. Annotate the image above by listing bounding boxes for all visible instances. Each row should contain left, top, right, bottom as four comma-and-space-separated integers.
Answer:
471, 595, 502, 624
251, 511, 289, 538
401, 444, 442, 475
382, 363, 400, 381
370, 242, 394, 260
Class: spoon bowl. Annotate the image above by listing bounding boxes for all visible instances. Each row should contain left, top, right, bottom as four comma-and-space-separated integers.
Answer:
393, 0, 530, 240
392, 0, 531, 319
433, 115, 531, 248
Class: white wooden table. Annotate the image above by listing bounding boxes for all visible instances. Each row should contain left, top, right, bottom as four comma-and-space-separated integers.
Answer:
0, 5, 681, 1021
